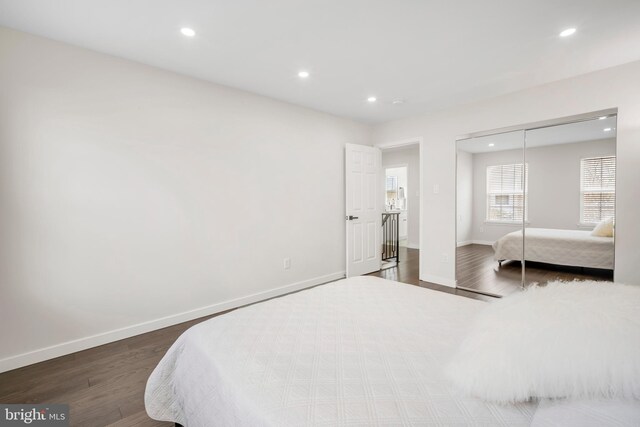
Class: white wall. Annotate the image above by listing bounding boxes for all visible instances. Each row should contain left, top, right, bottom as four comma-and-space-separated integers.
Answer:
456, 151, 473, 244
382, 145, 420, 248
373, 60, 640, 287
0, 27, 370, 371
469, 139, 616, 243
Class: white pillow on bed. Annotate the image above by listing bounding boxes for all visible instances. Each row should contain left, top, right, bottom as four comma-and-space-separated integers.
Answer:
591, 218, 614, 237
445, 280, 640, 404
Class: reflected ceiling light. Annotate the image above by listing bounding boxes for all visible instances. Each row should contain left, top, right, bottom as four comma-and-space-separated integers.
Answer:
559, 28, 576, 37
367, 96, 377, 103
604, 128, 612, 132
298, 70, 310, 78
392, 99, 404, 105
488, 143, 495, 147
180, 27, 196, 37
598, 116, 607, 120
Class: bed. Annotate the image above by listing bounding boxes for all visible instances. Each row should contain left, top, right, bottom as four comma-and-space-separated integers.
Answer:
145, 276, 538, 426
145, 276, 640, 426
492, 228, 614, 270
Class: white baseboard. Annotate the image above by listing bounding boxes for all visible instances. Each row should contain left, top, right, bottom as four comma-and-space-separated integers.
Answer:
458, 240, 494, 247
406, 242, 419, 249
471, 240, 494, 246
0, 271, 346, 374
421, 274, 456, 288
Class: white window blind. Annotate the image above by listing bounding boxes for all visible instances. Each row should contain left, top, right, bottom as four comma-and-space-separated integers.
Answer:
486, 163, 528, 222
580, 156, 615, 224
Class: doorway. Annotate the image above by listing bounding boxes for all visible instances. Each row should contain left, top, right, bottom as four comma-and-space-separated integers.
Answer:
381, 143, 421, 276
384, 165, 408, 247
344, 139, 422, 281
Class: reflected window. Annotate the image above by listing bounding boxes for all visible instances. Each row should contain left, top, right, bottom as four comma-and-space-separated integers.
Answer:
486, 163, 528, 222
580, 156, 616, 224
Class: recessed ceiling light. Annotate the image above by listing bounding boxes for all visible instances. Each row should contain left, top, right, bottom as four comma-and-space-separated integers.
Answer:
559, 28, 576, 37
598, 116, 607, 120
180, 27, 196, 37
367, 96, 377, 103
604, 128, 612, 132
488, 143, 495, 147
298, 71, 310, 78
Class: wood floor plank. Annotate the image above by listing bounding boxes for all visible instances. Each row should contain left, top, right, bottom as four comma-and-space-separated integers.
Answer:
71, 406, 123, 427
106, 410, 170, 427
0, 374, 90, 405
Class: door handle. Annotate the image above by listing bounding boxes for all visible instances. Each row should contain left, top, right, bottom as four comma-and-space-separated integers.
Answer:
346, 215, 359, 220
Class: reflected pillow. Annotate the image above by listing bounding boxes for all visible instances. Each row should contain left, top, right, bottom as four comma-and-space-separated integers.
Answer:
591, 218, 614, 237
445, 281, 640, 404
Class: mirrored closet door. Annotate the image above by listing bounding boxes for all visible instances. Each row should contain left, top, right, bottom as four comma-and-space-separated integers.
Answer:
522, 115, 616, 286
456, 130, 526, 297
456, 113, 616, 297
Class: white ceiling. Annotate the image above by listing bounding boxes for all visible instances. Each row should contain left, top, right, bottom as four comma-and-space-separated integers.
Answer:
1, 0, 640, 123
458, 116, 617, 153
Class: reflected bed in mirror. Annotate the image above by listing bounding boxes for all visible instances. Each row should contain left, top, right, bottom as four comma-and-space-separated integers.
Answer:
456, 130, 526, 296
456, 114, 616, 297
520, 116, 615, 287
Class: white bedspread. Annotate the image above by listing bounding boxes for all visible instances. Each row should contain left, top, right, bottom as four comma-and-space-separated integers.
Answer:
145, 276, 537, 426
531, 398, 640, 426
492, 228, 614, 269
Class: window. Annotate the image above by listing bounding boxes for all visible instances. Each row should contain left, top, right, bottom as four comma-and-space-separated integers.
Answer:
486, 163, 528, 222
580, 156, 615, 224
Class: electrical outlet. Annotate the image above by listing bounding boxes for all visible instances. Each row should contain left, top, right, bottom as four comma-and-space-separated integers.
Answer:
479, 226, 484, 233
283, 258, 291, 270
433, 184, 440, 194
441, 252, 448, 263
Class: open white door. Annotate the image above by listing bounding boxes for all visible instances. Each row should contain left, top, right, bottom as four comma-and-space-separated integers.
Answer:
345, 143, 382, 277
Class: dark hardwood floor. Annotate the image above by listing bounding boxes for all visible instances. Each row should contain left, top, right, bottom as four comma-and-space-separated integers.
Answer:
456, 244, 614, 296
0, 247, 491, 426
0, 314, 226, 427
368, 246, 494, 302
456, 244, 523, 296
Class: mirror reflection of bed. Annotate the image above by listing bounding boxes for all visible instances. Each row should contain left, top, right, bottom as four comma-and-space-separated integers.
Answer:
456, 114, 616, 297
